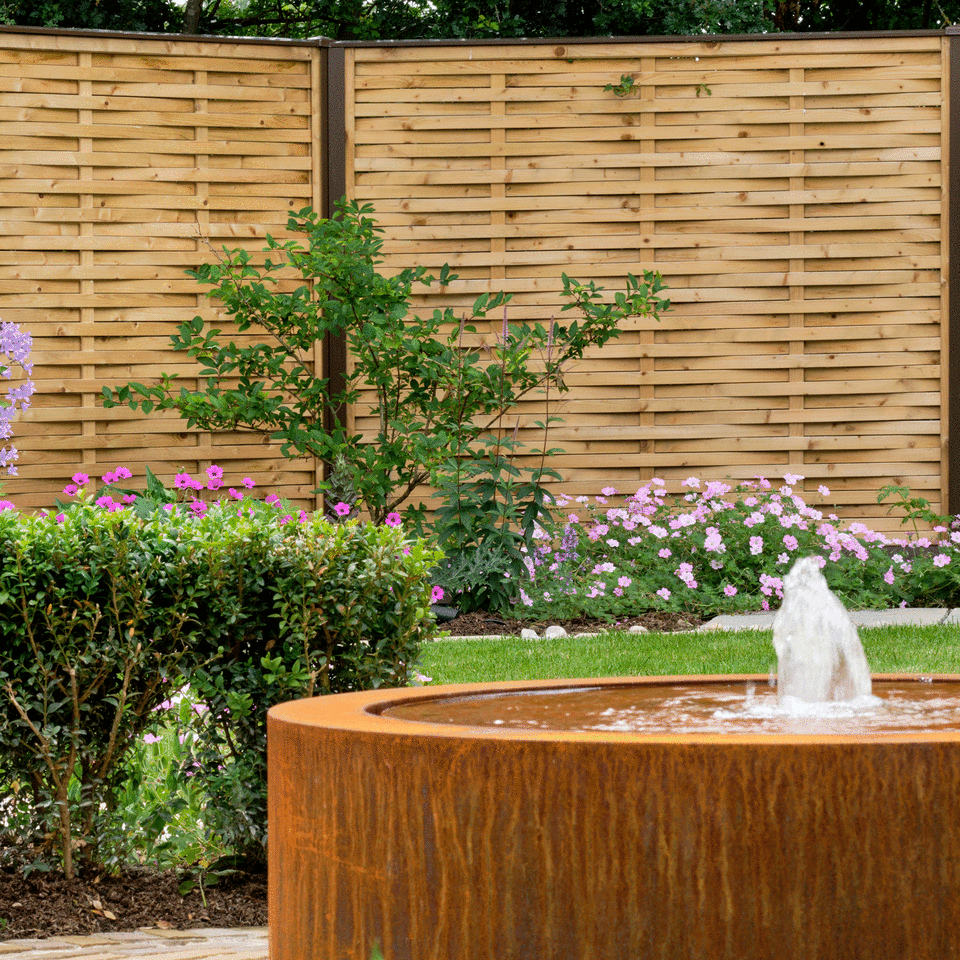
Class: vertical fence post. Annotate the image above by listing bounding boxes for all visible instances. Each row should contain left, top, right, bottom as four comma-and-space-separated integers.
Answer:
948, 29, 960, 514
319, 42, 348, 504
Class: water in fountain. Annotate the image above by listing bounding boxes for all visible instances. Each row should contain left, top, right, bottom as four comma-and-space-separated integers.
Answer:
772, 556, 872, 703
387, 556, 960, 735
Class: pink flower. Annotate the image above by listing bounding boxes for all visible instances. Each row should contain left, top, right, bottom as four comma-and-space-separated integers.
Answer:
656, 587, 671, 601
265, 493, 281, 506
601, 486, 618, 496
55, 513, 65, 523
884, 567, 895, 585
228, 488, 242, 500
749, 536, 764, 555
724, 584, 737, 597
704, 528, 724, 552
658, 547, 672, 559
783, 473, 803, 486
333, 501, 351, 517
63, 483, 78, 497
431, 585, 444, 603
72, 472, 89, 485
206, 464, 223, 480
189, 499, 208, 517
818, 485, 830, 496
385, 512, 402, 527
934, 554, 951, 567
617, 576, 632, 589
783, 535, 798, 551
242, 477, 256, 489
174, 472, 193, 490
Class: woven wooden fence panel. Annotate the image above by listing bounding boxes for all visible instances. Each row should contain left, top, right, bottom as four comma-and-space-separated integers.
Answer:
0, 30, 324, 510
345, 35, 947, 528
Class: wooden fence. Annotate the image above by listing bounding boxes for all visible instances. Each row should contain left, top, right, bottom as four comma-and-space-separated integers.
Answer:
0, 26, 954, 528
0, 28, 325, 509
340, 33, 950, 529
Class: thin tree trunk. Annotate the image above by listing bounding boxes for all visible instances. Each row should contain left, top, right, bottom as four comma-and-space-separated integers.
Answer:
182, 0, 203, 33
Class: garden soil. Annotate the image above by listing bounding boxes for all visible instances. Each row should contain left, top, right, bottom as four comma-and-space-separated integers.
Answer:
0, 609, 700, 940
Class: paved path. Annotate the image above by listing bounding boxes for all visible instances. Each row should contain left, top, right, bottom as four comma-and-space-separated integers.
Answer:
0, 927, 268, 959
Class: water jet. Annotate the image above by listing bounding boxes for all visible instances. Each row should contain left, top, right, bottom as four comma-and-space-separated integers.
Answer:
268, 561, 960, 960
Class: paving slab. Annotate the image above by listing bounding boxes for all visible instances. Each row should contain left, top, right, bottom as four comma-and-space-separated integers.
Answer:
0, 928, 268, 959
699, 608, 960, 631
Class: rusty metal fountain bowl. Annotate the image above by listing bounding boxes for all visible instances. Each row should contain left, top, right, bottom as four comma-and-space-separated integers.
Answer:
268, 672, 960, 960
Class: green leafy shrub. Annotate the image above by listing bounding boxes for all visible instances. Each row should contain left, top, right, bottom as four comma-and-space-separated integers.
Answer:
0, 494, 212, 878
0, 468, 441, 876
177, 510, 441, 865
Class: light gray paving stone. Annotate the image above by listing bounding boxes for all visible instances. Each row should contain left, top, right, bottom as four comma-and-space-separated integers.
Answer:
0, 928, 268, 960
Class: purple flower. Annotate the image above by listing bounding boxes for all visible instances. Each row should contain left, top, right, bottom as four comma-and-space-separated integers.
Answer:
431, 585, 444, 603
206, 464, 223, 480
242, 477, 256, 489
385, 512, 402, 527
265, 493, 281, 506
333, 501, 351, 517
72, 472, 89, 485
63, 483, 78, 497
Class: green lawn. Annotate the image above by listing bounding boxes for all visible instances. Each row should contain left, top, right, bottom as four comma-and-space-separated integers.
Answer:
418, 624, 960, 685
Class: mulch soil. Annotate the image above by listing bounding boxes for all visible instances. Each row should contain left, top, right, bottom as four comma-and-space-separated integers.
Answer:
0, 608, 703, 941
0, 862, 267, 940
437, 608, 706, 636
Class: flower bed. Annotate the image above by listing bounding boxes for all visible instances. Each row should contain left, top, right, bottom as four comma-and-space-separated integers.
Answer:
518, 475, 958, 620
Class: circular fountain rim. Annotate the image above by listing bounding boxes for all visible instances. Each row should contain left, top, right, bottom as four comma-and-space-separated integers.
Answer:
267, 673, 960, 745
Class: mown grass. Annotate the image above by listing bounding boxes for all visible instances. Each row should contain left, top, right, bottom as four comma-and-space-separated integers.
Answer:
418, 624, 960, 685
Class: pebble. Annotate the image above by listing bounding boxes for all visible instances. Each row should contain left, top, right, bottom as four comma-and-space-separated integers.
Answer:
543, 625, 568, 639
520, 628, 540, 639
628, 624, 649, 634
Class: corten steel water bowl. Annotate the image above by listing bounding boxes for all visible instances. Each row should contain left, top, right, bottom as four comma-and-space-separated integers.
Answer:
268, 675, 960, 960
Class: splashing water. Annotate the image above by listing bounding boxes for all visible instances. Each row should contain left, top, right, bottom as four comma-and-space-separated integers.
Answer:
772, 557, 872, 703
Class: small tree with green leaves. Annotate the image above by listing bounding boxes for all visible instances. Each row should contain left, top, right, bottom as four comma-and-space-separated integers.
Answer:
103, 201, 668, 609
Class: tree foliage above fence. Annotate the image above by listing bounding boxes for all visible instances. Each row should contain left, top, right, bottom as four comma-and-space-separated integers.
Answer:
1, 0, 957, 40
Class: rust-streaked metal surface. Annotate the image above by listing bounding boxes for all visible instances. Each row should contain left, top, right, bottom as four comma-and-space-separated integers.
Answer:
268, 675, 960, 960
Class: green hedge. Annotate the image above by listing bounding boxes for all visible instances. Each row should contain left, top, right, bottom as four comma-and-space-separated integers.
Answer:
0, 492, 440, 876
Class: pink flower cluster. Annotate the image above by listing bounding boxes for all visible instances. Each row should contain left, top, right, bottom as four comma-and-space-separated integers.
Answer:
521, 473, 960, 617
